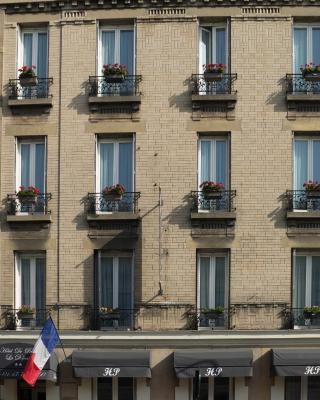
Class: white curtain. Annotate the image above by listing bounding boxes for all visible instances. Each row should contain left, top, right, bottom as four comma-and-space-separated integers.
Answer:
21, 144, 31, 187
294, 28, 307, 73
37, 32, 48, 78
294, 140, 308, 190
120, 30, 134, 75
101, 31, 115, 66
200, 141, 211, 184
100, 143, 114, 190
294, 255, 306, 309
23, 33, 33, 67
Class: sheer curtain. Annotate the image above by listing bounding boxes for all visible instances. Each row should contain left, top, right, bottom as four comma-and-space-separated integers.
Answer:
23, 33, 33, 67
120, 30, 134, 75
216, 28, 226, 66
100, 143, 114, 190
200, 141, 211, 185
101, 31, 115, 67
199, 28, 211, 71
294, 140, 308, 190
216, 140, 227, 186
21, 258, 31, 306
313, 141, 320, 182
119, 142, 133, 192
294, 255, 306, 309
100, 257, 113, 307
21, 144, 31, 187
215, 257, 226, 308
37, 33, 48, 78
200, 257, 210, 309
312, 29, 320, 66
35, 143, 45, 192
294, 28, 307, 73
118, 257, 133, 310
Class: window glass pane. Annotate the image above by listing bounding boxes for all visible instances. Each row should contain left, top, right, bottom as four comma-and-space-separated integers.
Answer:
312, 29, 320, 66
97, 378, 112, 400
21, 144, 31, 187
215, 377, 229, 400
313, 141, 320, 182
294, 28, 307, 73
285, 377, 301, 400
119, 142, 133, 192
23, 33, 33, 67
200, 141, 211, 184
37, 32, 48, 78
21, 258, 31, 306
215, 257, 226, 308
308, 377, 320, 400
100, 257, 113, 307
193, 377, 208, 400
118, 377, 134, 400
216, 28, 226, 66
118, 257, 132, 310
216, 141, 227, 185
120, 30, 134, 75
35, 143, 45, 192
100, 143, 114, 190
294, 140, 308, 190
294, 255, 306, 309
312, 256, 320, 305
200, 257, 210, 309
101, 31, 115, 66
35, 258, 45, 311
200, 28, 211, 69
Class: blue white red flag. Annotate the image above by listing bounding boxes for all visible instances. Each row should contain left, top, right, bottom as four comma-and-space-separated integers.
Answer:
22, 317, 59, 386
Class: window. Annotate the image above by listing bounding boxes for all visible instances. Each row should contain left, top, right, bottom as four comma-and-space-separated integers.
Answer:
18, 380, 46, 400
199, 25, 227, 72
293, 25, 320, 74
285, 377, 320, 400
15, 253, 46, 327
97, 377, 135, 400
192, 377, 232, 400
99, 27, 134, 75
19, 28, 48, 78
97, 252, 134, 329
97, 137, 134, 212
294, 137, 320, 190
197, 253, 228, 328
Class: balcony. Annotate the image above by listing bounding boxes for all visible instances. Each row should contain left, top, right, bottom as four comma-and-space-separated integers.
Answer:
191, 74, 237, 120
286, 308, 320, 330
8, 78, 53, 111
6, 193, 52, 224
2, 307, 48, 330
286, 74, 320, 117
190, 190, 236, 236
88, 75, 142, 115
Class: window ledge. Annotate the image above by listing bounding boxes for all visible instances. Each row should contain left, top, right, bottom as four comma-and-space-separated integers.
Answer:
286, 93, 320, 102
190, 211, 236, 220
192, 94, 237, 102
8, 97, 53, 108
88, 95, 141, 104
87, 212, 140, 221
286, 211, 320, 219
6, 214, 52, 223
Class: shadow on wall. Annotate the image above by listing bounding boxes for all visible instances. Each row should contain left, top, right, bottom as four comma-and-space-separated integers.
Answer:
267, 192, 287, 229
162, 193, 192, 229
168, 77, 193, 113
265, 76, 287, 113
151, 352, 175, 400
249, 349, 271, 400
67, 80, 90, 115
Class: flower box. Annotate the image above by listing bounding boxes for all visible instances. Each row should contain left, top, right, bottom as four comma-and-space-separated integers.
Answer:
203, 72, 223, 82
19, 77, 38, 87
103, 193, 123, 201
202, 308, 224, 319
303, 72, 320, 82
102, 184, 125, 202
203, 191, 223, 200
104, 74, 125, 84
17, 311, 34, 320
17, 195, 37, 206
306, 191, 320, 199
99, 312, 121, 320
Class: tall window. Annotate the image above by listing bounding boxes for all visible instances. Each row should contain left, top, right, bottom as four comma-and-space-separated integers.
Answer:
18, 380, 46, 400
97, 378, 135, 400
294, 137, 320, 190
199, 25, 227, 73
97, 252, 133, 328
16, 138, 46, 193
99, 27, 134, 74
285, 377, 320, 400
19, 28, 48, 78
192, 377, 232, 400
293, 26, 320, 74
15, 253, 46, 326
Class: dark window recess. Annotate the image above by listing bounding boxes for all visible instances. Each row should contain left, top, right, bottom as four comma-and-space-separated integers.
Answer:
285, 377, 301, 400
308, 377, 320, 400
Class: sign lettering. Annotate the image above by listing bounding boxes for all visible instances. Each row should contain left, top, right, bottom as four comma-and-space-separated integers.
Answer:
103, 367, 121, 377
305, 366, 320, 375
204, 367, 223, 377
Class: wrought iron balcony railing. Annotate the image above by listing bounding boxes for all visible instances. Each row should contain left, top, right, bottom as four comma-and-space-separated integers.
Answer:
3, 308, 48, 330
86, 192, 140, 214
88, 75, 142, 97
286, 308, 320, 329
286, 74, 320, 94
286, 190, 320, 212
7, 193, 52, 215
192, 74, 237, 95
8, 78, 53, 99
191, 190, 236, 213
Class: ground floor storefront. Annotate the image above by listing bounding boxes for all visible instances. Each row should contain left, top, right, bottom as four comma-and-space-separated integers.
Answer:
0, 331, 319, 400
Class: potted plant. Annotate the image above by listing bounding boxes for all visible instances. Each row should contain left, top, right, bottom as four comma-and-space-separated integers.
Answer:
102, 64, 128, 83
99, 307, 121, 320
200, 181, 225, 200
16, 186, 40, 207
102, 184, 125, 201
203, 63, 226, 82
300, 63, 320, 81
303, 306, 320, 319
17, 305, 35, 320
18, 65, 37, 87
202, 307, 224, 319
303, 181, 320, 198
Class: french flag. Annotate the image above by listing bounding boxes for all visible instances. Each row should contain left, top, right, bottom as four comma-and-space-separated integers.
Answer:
22, 317, 59, 386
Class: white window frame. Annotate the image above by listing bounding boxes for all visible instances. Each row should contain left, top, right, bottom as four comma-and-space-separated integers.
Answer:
16, 137, 47, 192
97, 252, 134, 310
197, 252, 229, 311
293, 137, 320, 190
98, 25, 135, 75
199, 24, 228, 74
198, 136, 229, 189
293, 252, 320, 308
15, 253, 46, 311
17, 27, 49, 78
93, 377, 136, 400
96, 137, 135, 193
191, 377, 234, 400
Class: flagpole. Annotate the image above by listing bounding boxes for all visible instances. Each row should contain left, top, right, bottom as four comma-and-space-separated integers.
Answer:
49, 314, 67, 360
